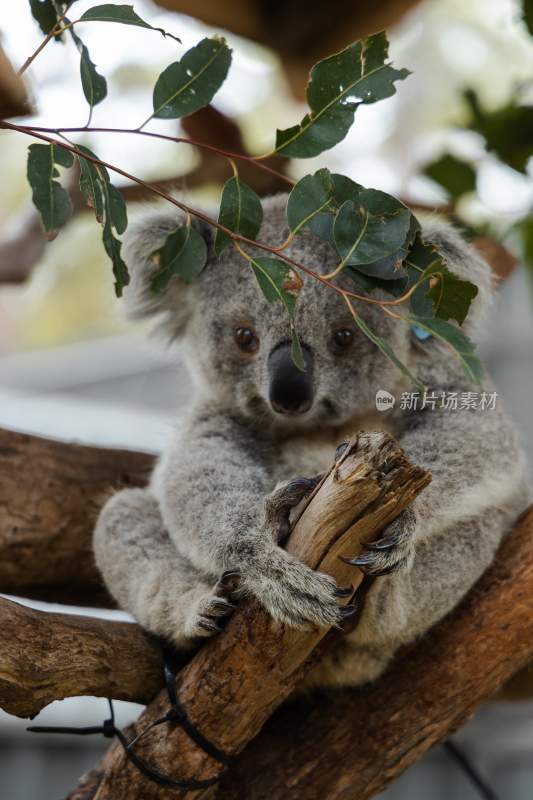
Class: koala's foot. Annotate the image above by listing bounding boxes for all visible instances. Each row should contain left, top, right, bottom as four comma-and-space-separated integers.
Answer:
341, 508, 416, 576
184, 570, 241, 638
265, 475, 322, 543
243, 545, 356, 630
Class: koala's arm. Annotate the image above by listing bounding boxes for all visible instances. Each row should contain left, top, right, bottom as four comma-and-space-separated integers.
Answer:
307, 389, 530, 688
152, 409, 344, 628
399, 384, 528, 543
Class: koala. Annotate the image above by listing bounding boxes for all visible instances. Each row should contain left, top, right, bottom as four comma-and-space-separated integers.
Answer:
93, 195, 530, 688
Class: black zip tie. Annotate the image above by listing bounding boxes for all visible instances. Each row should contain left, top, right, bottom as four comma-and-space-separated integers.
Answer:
27, 647, 231, 790
444, 740, 500, 800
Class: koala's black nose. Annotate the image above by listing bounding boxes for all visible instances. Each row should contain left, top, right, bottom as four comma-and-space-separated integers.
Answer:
268, 341, 314, 416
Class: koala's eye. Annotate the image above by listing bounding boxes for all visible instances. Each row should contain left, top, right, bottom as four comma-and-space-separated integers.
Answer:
234, 326, 259, 353
333, 329, 354, 349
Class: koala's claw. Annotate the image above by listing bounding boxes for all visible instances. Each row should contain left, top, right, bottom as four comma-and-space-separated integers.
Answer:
217, 569, 241, 596
333, 585, 354, 598
335, 441, 349, 461
340, 510, 416, 577
339, 603, 358, 618
186, 573, 241, 639
265, 475, 322, 542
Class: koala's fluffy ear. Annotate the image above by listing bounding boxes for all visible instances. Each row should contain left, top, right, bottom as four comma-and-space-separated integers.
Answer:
418, 218, 494, 341
121, 207, 212, 339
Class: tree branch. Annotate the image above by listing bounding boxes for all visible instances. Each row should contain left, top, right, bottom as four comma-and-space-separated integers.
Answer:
0, 596, 164, 718
216, 505, 533, 800
1, 424, 532, 798
64, 431, 430, 800
0, 426, 152, 606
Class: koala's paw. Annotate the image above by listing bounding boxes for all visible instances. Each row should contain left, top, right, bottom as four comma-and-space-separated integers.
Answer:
342, 508, 416, 576
184, 570, 241, 638
245, 547, 356, 630
265, 475, 323, 543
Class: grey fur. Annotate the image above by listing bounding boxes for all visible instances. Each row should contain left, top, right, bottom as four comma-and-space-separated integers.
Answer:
93, 195, 530, 684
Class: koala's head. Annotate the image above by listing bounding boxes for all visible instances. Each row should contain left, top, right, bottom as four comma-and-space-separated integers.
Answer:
123, 195, 492, 432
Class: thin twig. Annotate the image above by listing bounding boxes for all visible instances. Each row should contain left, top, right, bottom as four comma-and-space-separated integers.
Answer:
22, 124, 294, 186
18, 3, 75, 76
0, 119, 418, 314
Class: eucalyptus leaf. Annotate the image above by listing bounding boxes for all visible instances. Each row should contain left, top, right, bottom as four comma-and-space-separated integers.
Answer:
465, 89, 533, 175
29, 0, 59, 34
425, 267, 478, 326
407, 315, 483, 384
103, 224, 129, 297
76, 145, 129, 295
27, 143, 74, 240
275, 32, 409, 158
354, 213, 420, 280
405, 234, 477, 325
424, 153, 476, 199
79, 44, 107, 108
308, 173, 363, 242
249, 256, 301, 317
215, 176, 263, 255
333, 199, 411, 267
290, 327, 306, 372
286, 169, 333, 234
350, 312, 422, 389
80, 4, 180, 41
153, 37, 231, 120
150, 225, 208, 292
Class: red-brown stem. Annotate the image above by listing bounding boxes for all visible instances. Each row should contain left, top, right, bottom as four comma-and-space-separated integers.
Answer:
0, 119, 410, 312
18, 124, 294, 187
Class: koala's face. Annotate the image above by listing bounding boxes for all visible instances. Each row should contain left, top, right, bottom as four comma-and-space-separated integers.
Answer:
179, 197, 412, 432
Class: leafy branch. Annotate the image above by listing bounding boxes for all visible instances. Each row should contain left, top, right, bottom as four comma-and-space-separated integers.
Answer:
4, 2, 485, 385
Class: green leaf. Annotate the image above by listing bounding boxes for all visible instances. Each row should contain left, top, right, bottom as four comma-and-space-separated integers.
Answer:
29, 0, 59, 35
79, 44, 107, 109
407, 315, 484, 384
424, 153, 476, 198
275, 32, 410, 158
290, 326, 306, 372
353, 213, 420, 281
103, 224, 129, 297
150, 225, 208, 292
153, 37, 232, 120
249, 256, 301, 317
27, 143, 74, 240
465, 89, 533, 175
308, 173, 363, 242
286, 169, 333, 234
76, 145, 129, 295
523, 0, 533, 36
425, 267, 478, 326
215, 175, 263, 255
405, 234, 478, 325
333, 198, 411, 267
350, 312, 423, 389
80, 4, 180, 42
77, 145, 107, 221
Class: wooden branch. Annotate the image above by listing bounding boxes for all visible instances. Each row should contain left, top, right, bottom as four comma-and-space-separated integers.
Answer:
0, 427, 152, 606
1, 424, 532, 798
66, 432, 430, 800
216, 505, 533, 800
0, 596, 164, 718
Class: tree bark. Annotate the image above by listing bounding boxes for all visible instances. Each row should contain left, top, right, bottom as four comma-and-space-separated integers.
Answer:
0, 426, 152, 606
215, 505, 533, 800
66, 431, 430, 800
0, 596, 165, 718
